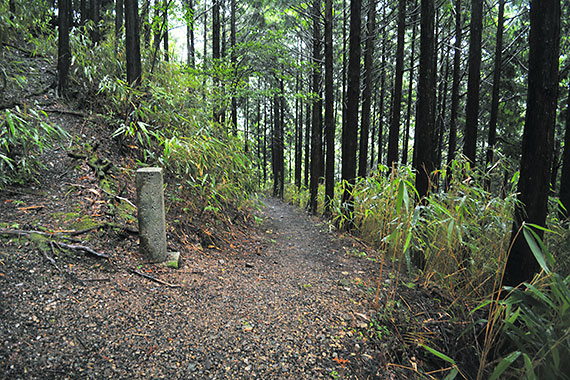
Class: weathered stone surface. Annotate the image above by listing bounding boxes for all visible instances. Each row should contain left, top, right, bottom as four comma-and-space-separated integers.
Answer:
136, 167, 167, 262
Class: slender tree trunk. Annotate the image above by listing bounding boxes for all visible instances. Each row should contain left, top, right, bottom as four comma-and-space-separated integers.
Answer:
559, 84, 570, 219
125, 0, 142, 86
230, 0, 237, 136
203, 0, 208, 65
304, 94, 311, 189
436, 47, 450, 173
446, 0, 462, 187
402, 0, 418, 166
89, 0, 101, 42
80, 0, 88, 25
358, 0, 376, 178
263, 98, 267, 185
377, 5, 387, 168
295, 72, 303, 189
309, 0, 323, 215
486, 0, 505, 174
141, 0, 151, 48
463, 0, 483, 164
186, 0, 195, 67
387, 0, 406, 170
163, 1, 169, 62
505, 0, 560, 286
115, 0, 124, 43
324, 0, 335, 214
342, 0, 361, 226
414, 0, 436, 200
57, 0, 72, 95
212, 0, 222, 123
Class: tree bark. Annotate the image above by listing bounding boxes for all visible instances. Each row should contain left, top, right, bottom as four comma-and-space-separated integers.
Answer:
462, 0, 483, 164
141, 0, 151, 48
212, 0, 222, 123
559, 84, 570, 219
324, 0, 335, 214
358, 0, 376, 178
309, 0, 323, 215
387, 0, 406, 170
446, 0, 462, 188
115, 0, 124, 42
230, 0, 237, 136
505, 0, 560, 286
295, 72, 303, 189
125, 0, 142, 86
414, 0, 436, 200
186, 0, 195, 68
342, 0, 361, 225
402, 0, 418, 166
57, 0, 72, 95
486, 0, 505, 173
377, 4, 387, 168
163, 2, 169, 62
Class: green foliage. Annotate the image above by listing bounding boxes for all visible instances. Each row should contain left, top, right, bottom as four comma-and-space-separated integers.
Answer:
485, 229, 570, 379
322, 161, 515, 299
0, 107, 69, 188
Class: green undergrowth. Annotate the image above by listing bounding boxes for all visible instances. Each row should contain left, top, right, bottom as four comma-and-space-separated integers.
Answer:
284, 160, 570, 379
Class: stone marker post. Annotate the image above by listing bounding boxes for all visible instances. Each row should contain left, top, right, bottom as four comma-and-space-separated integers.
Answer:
136, 167, 168, 263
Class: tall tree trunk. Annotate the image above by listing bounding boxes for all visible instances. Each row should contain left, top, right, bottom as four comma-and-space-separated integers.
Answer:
559, 84, 570, 219
387, 0, 406, 170
80, 0, 88, 25
57, 0, 72, 95
486, 0, 505, 173
141, 0, 151, 48
435, 46, 450, 173
304, 95, 311, 189
230, 0, 237, 136
309, 0, 323, 215
295, 72, 303, 189
505, 0, 560, 286
324, 0, 335, 214
446, 0, 462, 187
186, 0, 195, 67
462, 0, 483, 164
414, 0, 436, 200
377, 4, 387, 168
125, 0, 142, 86
402, 0, 418, 166
212, 0, 222, 123
163, 1, 169, 62
115, 0, 123, 42
358, 0, 376, 178
342, 0, 361, 226
263, 97, 267, 185
89, 0, 101, 42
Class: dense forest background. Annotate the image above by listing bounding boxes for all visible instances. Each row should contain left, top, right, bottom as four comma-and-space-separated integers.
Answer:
1, 0, 569, 378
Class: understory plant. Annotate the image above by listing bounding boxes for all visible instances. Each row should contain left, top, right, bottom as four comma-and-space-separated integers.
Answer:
0, 107, 69, 188
481, 226, 570, 380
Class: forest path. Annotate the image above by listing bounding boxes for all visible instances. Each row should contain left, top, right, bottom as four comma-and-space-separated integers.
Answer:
1, 196, 389, 380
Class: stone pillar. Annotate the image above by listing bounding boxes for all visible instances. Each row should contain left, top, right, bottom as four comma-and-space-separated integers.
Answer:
136, 167, 168, 262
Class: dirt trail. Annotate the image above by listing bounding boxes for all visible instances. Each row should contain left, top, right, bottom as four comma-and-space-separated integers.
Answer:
1, 195, 391, 379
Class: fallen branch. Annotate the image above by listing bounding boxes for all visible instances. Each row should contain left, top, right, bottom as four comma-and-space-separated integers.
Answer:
38, 245, 61, 272
53, 241, 108, 259
131, 269, 181, 288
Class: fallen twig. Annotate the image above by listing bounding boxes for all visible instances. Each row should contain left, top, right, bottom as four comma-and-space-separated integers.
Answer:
38, 246, 61, 272
65, 182, 136, 208
53, 241, 108, 259
131, 269, 181, 288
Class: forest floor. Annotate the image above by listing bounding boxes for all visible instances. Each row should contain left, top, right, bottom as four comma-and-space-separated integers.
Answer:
0, 44, 478, 379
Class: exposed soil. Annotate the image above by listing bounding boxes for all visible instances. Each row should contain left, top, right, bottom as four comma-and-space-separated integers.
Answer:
1, 43, 479, 380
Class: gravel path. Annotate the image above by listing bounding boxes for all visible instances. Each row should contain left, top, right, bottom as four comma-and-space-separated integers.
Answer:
1, 197, 386, 379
